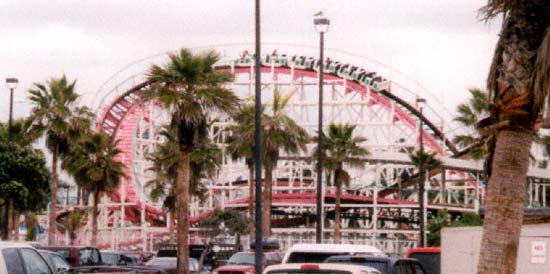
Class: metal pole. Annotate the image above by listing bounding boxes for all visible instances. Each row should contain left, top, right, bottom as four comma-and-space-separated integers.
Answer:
254, 0, 264, 273
316, 31, 324, 244
8, 87, 14, 141
418, 107, 425, 247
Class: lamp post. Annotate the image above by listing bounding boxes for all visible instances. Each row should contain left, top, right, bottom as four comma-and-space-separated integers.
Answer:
314, 12, 329, 244
416, 97, 426, 247
5, 78, 18, 142
254, 1, 264, 274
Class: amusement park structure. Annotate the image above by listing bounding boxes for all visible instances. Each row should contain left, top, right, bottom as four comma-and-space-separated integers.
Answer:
53, 45, 550, 255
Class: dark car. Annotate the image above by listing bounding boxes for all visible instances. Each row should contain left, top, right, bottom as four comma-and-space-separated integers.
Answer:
100, 251, 136, 266
40, 246, 103, 267
405, 247, 440, 274
39, 249, 72, 273
325, 255, 426, 274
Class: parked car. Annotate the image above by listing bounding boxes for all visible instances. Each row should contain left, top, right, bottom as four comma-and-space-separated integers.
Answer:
39, 249, 72, 273
263, 263, 382, 274
59, 265, 169, 273
212, 250, 283, 274
282, 244, 383, 263
404, 247, 440, 274
40, 246, 103, 267
0, 241, 55, 274
325, 255, 426, 274
100, 251, 136, 266
145, 256, 199, 274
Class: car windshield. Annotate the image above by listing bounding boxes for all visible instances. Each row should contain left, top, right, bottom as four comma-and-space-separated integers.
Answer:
325, 257, 388, 274
146, 257, 198, 271
101, 253, 119, 265
409, 253, 440, 274
146, 257, 176, 267
227, 253, 259, 265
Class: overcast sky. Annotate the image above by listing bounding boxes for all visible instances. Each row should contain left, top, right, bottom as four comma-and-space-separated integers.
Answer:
0, 0, 501, 123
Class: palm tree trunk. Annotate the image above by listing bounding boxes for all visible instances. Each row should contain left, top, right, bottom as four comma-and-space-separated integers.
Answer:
248, 163, 255, 241
477, 130, 531, 274
262, 164, 273, 237
334, 169, 342, 244
13, 210, 19, 241
76, 185, 81, 206
91, 191, 99, 246
49, 148, 58, 246
177, 146, 190, 274
169, 209, 175, 243
7, 200, 13, 240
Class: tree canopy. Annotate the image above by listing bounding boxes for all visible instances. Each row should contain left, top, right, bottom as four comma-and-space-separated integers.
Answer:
0, 141, 50, 212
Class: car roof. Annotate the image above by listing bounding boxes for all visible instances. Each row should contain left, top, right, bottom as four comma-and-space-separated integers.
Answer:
38, 249, 63, 255
405, 247, 441, 257
0, 242, 35, 249
326, 255, 392, 263
265, 263, 380, 274
285, 244, 382, 254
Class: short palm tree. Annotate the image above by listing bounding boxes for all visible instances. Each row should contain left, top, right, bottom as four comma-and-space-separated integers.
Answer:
66, 210, 85, 245
145, 49, 238, 274
147, 128, 222, 242
27, 75, 93, 245
316, 123, 369, 243
409, 149, 442, 247
262, 89, 309, 236
63, 132, 125, 246
476, 2, 550, 273
226, 103, 261, 238
453, 88, 490, 160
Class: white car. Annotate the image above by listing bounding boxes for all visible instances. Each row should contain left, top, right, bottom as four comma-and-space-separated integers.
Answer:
264, 263, 382, 274
281, 244, 384, 264
0, 241, 55, 274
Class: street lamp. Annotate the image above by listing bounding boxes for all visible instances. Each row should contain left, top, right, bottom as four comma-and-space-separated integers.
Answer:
416, 97, 426, 247
5, 78, 18, 142
314, 12, 329, 244
254, 1, 264, 274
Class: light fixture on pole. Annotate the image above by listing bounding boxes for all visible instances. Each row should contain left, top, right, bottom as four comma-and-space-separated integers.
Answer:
416, 97, 426, 247
314, 11, 329, 244
5, 78, 18, 142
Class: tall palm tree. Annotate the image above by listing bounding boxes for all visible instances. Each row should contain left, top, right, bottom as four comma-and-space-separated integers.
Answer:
27, 75, 93, 245
145, 49, 238, 274
316, 123, 368, 243
262, 89, 309, 236
226, 103, 261, 238
453, 88, 490, 160
63, 132, 125, 246
477, 2, 550, 272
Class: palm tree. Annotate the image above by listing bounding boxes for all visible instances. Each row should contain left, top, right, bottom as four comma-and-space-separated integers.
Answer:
262, 89, 309, 236
476, 2, 550, 273
27, 75, 93, 245
453, 88, 490, 160
66, 210, 85, 245
316, 123, 369, 243
145, 49, 238, 274
409, 149, 442, 247
226, 103, 260, 239
63, 132, 125, 246
147, 128, 222, 242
